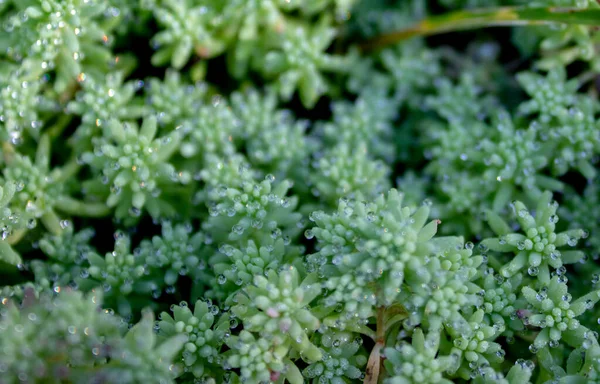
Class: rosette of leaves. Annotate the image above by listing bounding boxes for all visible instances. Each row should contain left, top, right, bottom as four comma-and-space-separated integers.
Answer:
414, 241, 487, 328
383, 328, 454, 384
136, 221, 206, 287
521, 275, 600, 351
346, 56, 391, 96
254, 18, 351, 108
85, 231, 146, 316
157, 299, 229, 381
436, 174, 490, 233
229, 88, 283, 140
517, 68, 600, 180
479, 271, 525, 329
473, 112, 560, 208
0, 64, 45, 142
202, 174, 302, 246
423, 119, 486, 179
67, 71, 146, 145
178, 96, 239, 162
406, 254, 482, 331
101, 310, 187, 383
142, 0, 225, 69
0, 0, 117, 92
0, 288, 120, 383
192, 152, 257, 206
1, 138, 66, 236
81, 116, 190, 220
379, 39, 441, 106
516, 67, 579, 124
245, 116, 310, 181
438, 240, 484, 278
30, 224, 95, 290
314, 90, 398, 162
231, 267, 323, 363
208, 237, 302, 303
423, 120, 491, 234
223, 329, 300, 384
217, 0, 288, 79
309, 142, 391, 208
0, 289, 184, 383
425, 73, 494, 125
537, 97, 600, 180
424, 110, 564, 235
144, 69, 208, 130
445, 309, 506, 380
306, 189, 440, 319
1, 135, 108, 239
481, 191, 587, 284
229, 88, 312, 181
302, 330, 368, 383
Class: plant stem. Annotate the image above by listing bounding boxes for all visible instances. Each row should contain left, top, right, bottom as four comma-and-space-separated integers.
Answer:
58, 158, 82, 182
55, 196, 111, 217
361, 6, 600, 51
364, 306, 385, 384
47, 115, 73, 140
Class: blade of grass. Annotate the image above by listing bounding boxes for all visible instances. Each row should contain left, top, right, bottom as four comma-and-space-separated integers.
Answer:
362, 6, 600, 51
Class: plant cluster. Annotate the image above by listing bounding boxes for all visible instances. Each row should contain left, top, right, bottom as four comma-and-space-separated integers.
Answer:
3, 0, 600, 383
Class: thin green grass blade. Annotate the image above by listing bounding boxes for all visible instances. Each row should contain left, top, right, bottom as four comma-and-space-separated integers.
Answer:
362, 6, 600, 51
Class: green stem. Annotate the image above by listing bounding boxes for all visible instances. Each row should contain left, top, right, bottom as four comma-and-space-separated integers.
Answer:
57, 158, 81, 182
362, 6, 600, 51
55, 196, 111, 217
47, 115, 73, 140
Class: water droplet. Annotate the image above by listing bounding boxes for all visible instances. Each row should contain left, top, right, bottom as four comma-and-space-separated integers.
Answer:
271, 228, 281, 239
518, 209, 528, 218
